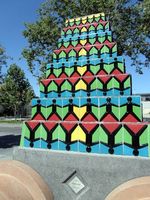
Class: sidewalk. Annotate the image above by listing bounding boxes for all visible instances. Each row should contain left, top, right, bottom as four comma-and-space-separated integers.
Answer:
0, 123, 22, 136
0, 123, 22, 159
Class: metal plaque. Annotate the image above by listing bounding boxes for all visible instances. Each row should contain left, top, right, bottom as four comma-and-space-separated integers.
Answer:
68, 176, 85, 194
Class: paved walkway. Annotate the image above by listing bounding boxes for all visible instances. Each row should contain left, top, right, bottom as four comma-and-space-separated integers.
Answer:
0, 123, 22, 136
0, 123, 22, 159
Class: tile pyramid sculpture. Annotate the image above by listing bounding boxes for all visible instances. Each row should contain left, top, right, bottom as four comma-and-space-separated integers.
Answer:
20, 13, 150, 157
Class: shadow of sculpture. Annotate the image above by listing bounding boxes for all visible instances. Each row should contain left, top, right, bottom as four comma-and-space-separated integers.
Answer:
0, 135, 21, 148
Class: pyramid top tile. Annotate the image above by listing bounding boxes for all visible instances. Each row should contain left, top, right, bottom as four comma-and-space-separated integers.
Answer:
65, 13, 105, 25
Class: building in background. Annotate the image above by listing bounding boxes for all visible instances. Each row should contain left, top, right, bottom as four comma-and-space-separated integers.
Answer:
138, 93, 150, 121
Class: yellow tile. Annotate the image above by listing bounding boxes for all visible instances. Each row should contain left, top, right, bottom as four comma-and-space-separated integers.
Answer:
80, 39, 87, 46
79, 48, 87, 56
71, 125, 86, 142
75, 79, 87, 90
77, 66, 87, 76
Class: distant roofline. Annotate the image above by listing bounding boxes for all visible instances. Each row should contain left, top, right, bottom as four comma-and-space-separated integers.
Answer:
135, 93, 150, 96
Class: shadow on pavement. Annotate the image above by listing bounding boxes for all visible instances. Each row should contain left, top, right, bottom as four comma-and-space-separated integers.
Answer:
0, 135, 21, 148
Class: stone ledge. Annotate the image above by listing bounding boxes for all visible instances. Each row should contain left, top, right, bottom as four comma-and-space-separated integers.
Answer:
13, 147, 150, 200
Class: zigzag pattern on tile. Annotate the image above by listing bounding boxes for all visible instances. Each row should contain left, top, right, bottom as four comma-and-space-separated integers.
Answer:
20, 13, 150, 157
20, 121, 149, 157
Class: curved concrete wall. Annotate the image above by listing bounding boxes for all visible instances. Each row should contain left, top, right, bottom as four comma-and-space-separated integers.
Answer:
105, 176, 150, 200
0, 160, 53, 200
13, 147, 150, 200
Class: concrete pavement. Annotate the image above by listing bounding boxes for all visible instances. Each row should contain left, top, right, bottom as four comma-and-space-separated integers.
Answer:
0, 123, 22, 136
0, 123, 22, 159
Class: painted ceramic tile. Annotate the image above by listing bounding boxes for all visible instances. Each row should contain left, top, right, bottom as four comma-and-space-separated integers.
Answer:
123, 123, 148, 157
99, 123, 123, 155
20, 13, 149, 157
120, 96, 142, 122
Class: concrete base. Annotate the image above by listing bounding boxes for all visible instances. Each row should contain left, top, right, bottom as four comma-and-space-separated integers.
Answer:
13, 148, 150, 200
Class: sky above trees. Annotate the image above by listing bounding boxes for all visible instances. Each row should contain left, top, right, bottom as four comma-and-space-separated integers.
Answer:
0, 0, 149, 96
0, 0, 43, 96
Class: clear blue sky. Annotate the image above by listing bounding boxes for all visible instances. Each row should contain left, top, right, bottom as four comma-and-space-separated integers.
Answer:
0, 0, 149, 96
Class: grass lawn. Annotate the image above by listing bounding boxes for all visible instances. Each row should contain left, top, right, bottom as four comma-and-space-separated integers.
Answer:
0, 120, 23, 124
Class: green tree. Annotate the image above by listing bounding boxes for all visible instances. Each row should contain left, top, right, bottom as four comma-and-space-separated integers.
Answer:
0, 45, 7, 83
22, 0, 150, 79
0, 64, 34, 117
